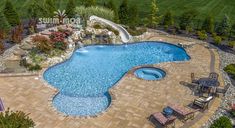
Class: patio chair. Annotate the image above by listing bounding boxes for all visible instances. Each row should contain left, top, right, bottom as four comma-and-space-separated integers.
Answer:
149, 112, 176, 128
209, 72, 219, 81
168, 104, 198, 122
191, 73, 198, 83
0, 98, 4, 111
193, 96, 213, 110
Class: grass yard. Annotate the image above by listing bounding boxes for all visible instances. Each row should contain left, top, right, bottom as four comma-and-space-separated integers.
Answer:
0, 0, 235, 22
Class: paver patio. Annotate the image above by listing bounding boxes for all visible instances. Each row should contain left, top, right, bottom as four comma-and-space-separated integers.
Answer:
0, 34, 223, 128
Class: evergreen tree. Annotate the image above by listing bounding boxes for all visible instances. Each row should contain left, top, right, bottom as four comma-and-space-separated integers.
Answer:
0, 12, 10, 32
0, 12, 10, 40
3, 0, 20, 27
216, 15, 231, 37
148, 0, 161, 28
202, 16, 214, 33
44, 0, 56, 17
81, 0, 96, 7
162, 11, 174, 28
118, 0, 129, 24
65, 0, 76, 18
106, 0, 119, 23
128, 4, 138, 29
179, 9, 198, 30
107, 0, 115, 9
27, 0, 44, 19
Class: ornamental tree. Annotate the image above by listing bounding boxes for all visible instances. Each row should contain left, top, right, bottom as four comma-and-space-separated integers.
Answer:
148, 0, 161, 28
3, 0, 20, 27
128, 4, 139, 29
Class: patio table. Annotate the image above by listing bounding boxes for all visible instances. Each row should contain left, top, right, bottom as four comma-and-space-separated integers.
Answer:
198, 78, 219, 87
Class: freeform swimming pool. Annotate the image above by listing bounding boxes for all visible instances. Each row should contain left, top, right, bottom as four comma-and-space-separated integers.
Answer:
43, 41, 190, 116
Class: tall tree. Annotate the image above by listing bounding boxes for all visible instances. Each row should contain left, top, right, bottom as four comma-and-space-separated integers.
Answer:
3, 0, 20, 27
65, 0, 76, 18
81, 0, 96, 7
216, 15, 231, 37
162, 11, 174, 28
118, 0, 129, 24
27, 0, 44, 19
179, 9, 198, 30
148, 0, 161, 28
0, 12, 10, 40
106, 0, 119, 23
44, 0, 56, 17
202, 16, 214, 33
128, 4, 138, 29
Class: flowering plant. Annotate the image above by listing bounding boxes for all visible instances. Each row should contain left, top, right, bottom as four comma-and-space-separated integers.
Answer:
49, 32, 66, 42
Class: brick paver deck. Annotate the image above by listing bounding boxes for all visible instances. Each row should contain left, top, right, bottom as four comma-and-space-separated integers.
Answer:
0, 34, 223, 128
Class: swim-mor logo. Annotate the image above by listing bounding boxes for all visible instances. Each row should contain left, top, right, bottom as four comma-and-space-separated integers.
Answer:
38, 10, 81, 25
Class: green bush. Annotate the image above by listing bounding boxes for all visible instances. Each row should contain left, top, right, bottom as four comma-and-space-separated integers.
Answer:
197, 30, 208, 40
210, 116, 232, 128
224, 64, 235, 79
0, 108, 35, 128
228, 41, 235, 47
127, 27, 147, 36
93, 24, 102, 29
28, 64, 42, 71
213, 36, 222, 45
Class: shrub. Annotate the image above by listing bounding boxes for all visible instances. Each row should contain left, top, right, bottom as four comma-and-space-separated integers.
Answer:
127, 27, 147, 36
28, 64, 42, 71
228, 41, 235, 47
32, 35, 53, 53
54, 41, 67, 50
197, 30, 208, 40
224, 64, 235, 79
93, 24, 103, 29
213, 36, 222, 45
57, 27, 73, 38
0, 108, 35, 128
210, 116, 232, 128
0, 41, 4, 53
49, 32, 66, 43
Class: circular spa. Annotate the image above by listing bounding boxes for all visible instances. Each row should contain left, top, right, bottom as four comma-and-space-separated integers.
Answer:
43, 41, 190, 116
134, 67, 166, 80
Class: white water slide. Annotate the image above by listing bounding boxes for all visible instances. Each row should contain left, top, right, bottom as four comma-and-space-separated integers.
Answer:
89, 15, 132, 43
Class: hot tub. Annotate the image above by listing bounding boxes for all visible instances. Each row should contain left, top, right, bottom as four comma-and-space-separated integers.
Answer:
134, 67, 166, 80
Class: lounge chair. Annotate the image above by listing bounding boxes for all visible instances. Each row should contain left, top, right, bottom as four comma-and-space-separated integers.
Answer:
168, 104, 198, 122
149, 112, 176, 128
193, 96, 213, 110
0, 98, 4, 111
209, 72, 219, 81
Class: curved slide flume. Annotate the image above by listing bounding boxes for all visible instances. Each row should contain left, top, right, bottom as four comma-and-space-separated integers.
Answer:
43, 42, 190, 116
89, 15, 132, 43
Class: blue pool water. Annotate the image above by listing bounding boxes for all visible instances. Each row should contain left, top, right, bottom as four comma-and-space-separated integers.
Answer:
43, 41, 190, 116
134, 67, 166, 80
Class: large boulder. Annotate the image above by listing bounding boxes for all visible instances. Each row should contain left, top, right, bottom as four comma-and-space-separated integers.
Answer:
6, 54, 21, 61
13, 48, 26, 56
20, 43, 33, 50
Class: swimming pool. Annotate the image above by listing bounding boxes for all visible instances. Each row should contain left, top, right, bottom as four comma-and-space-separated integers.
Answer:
43, 41, 190, 116
134, 67, 166, 80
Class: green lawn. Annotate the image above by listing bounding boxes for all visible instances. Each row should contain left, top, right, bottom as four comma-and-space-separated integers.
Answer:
0, 0, 235, 23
